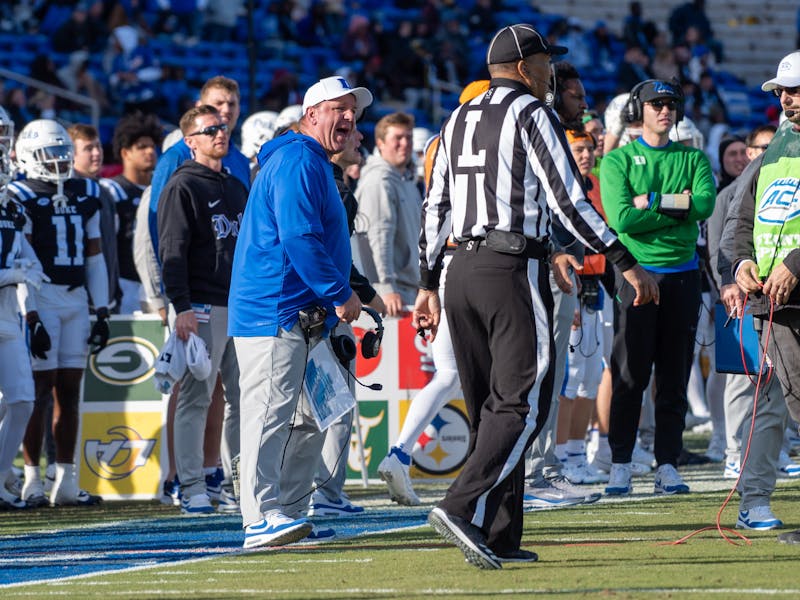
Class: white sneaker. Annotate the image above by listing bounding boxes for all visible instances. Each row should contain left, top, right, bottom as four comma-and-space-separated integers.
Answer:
723, 460, 741, 479
548, 475, 601, 503
180, 492, 215, 515
605, 463, 632, 496
632, 444, 655, 470
592, 445, 650, 476
377, 450, 420, 506
778, 451, 800, 477
243, 512, 312, 549
737, 506, 783, 530
5, 471, 22, 497
562, 457, 609, 484
0, 482, 26, 509
654, 464, 690, 495
22, 475, 48, 508
523, 479, 586, 510
216, 488, 240, 514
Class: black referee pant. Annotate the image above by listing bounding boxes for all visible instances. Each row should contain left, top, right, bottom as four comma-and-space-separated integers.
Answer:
609, 269, 701, 467
440, 242, 554, 554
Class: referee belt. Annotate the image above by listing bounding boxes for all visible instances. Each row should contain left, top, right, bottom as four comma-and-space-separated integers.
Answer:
460, 231, 548, 261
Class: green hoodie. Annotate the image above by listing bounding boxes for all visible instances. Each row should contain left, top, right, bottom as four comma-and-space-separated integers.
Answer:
600, 139, 716, 268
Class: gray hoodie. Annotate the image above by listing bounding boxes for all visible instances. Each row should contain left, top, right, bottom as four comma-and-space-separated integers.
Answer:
353, 153, 422, 305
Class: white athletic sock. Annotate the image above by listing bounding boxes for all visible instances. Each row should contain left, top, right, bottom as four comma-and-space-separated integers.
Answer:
24, 464, 41, 483
566, 439, 586, 457
555, 443, 568, 462
52, 462, 78, 502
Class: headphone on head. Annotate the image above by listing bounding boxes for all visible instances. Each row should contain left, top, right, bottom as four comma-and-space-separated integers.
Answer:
331, 306, 384, 364
624, 79, 685, 124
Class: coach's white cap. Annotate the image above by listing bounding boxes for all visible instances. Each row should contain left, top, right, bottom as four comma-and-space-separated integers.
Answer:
762, 51, 800, 92
302, 76, 373, 118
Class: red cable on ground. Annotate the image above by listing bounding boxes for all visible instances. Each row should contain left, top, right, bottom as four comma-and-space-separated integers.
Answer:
666, 294, 775, 546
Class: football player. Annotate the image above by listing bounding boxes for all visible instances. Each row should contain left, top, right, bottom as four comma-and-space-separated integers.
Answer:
99, 113, 162, 314
9, 119, 110, 507
0, 137, 49, 509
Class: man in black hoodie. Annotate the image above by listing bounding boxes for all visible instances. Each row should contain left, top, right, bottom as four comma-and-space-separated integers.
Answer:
158, 104, 248, 515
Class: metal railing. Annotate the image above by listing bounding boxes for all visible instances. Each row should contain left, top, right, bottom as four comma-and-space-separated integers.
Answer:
0, 67, 99, 129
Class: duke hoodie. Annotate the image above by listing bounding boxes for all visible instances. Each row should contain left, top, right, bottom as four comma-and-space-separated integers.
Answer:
158, 160, 248, 313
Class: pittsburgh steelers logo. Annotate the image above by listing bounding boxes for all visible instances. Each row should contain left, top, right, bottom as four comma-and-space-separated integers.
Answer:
89, 336, 159, 386
412, 404, 470, 475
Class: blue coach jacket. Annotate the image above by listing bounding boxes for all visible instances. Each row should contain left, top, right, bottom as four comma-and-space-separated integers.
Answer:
227, 131, 353, 337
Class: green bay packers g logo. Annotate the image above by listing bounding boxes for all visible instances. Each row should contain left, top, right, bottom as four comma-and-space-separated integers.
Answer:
84, 426, 157, 480
89, 336, 159, 386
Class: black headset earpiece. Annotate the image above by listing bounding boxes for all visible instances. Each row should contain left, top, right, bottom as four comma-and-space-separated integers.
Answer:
624, 80, 647, 124
625, 78, 685, 124
331, 333, 357, 364
331, 306, 384, 364
359, 306, 384, 359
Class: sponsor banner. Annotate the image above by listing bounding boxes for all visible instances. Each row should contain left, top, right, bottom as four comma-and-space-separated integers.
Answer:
85, 316, 166, 402
79, 411, 163, 499
348, 312, 466, 482
346, 400, 388, 480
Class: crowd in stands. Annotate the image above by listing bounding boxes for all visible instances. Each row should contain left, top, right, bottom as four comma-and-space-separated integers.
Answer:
0, 0, 783, 154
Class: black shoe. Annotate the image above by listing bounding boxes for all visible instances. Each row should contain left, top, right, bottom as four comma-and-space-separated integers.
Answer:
494, 548, 539, 563
428, 507, 502, 570
677, 448, 711, 466
777, 529, 800, 544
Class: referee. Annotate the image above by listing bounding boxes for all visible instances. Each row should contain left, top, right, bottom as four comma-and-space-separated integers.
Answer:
414, 23, 659, 569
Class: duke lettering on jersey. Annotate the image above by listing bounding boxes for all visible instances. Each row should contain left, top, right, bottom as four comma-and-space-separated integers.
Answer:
9, 178, 101, 287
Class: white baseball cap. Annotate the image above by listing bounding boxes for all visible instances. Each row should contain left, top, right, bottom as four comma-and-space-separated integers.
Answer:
153, 332, 186, 395
762, 51, 800, 92
302, 76, 373, 118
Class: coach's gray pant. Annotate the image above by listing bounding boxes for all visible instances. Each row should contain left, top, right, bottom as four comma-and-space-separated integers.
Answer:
737, 374, 786, 510
235, 324, 327, 527
175, 305, 240, 499
525, 272, 577, 487
315, 324, 356, 501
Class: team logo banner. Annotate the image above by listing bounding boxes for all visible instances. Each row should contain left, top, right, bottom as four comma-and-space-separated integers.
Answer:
85, 316, 166, 402
349, 313, 467, 482
79, 412, 162, 498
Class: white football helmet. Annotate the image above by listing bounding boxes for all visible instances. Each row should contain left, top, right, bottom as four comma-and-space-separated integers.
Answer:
15, 119, 74, 183
0, 106, 13, 152
669, 116, 705, 149
241, 110, 278, 159
275, 104, 303, 131
0, 146, 13, 204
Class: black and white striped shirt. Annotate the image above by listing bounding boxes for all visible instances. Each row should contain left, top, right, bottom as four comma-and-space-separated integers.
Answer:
420, 78, 635, 288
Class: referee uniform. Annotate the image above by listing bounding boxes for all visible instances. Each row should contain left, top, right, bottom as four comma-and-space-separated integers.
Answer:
420, 24, 641, 567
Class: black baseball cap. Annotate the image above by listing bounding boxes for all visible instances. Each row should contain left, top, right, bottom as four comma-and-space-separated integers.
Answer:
486, 24, 567, 65
637, 80, 682, 103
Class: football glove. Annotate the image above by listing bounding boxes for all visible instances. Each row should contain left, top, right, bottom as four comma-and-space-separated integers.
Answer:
88, 307, 110, 354
28, 318, 51, 360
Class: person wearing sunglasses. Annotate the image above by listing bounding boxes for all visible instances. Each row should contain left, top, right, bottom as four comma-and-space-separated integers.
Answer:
156, 104, 249, 516
599, 79, 716, 498
723, 51, 800, 543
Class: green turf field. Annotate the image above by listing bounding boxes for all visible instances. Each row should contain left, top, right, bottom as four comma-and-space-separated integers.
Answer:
2, 452, 799, 600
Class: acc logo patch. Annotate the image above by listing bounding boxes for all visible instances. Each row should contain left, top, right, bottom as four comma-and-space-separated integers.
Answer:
89, 336, 159, 386
84, 425, 157, 480
756, 177, 800, 225
412, 404, 470, 475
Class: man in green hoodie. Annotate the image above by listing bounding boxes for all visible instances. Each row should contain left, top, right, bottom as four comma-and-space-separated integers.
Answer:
600, 79, 716, 497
